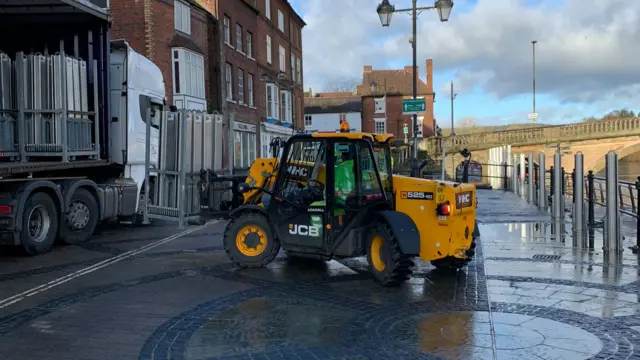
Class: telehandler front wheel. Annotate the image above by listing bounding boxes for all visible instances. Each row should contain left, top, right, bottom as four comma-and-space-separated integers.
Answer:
223, 212, 280, 268
367, 224, 415, 286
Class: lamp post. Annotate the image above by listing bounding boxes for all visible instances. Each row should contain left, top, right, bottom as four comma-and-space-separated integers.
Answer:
532, 40, 537, 123
376, 0, 453, 178
450, 81, 457, 136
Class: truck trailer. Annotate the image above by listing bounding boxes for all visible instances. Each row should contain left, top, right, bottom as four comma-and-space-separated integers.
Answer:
0, 0, 166, 255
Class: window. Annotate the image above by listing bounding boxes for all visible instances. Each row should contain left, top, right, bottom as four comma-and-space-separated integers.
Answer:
139, 95, 162, 130
246, 32, 253, 58
374, 98, 386, 114
236, 24, 243, 51
279, 45, 285, 72
234, 128, 256, 169
277, 10, 284, 32
237, 68, 244, 103
266, 35, 272, 64
266, 83, 279, 119
280, 90, 292, 123
174, 1, 191, 35
172, 48, 205, 99
359, 142, 382, 195
339, 113, 347, 123
290, 54, 295, 79
223, 16, 231, 44
278, 140, 327, 198
225, 63, 233, 100
296, 57, 301, 83
265, 0, 271, 19
247, 73, 254, 106
304, 115, 312, 126
374, 119, 385, 134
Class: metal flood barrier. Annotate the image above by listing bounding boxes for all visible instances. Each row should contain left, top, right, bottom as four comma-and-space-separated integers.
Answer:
144, 109, 224, 228
0, 46, 99, 162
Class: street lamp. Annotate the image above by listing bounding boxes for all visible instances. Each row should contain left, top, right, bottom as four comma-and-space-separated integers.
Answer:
376, 0, 454, 177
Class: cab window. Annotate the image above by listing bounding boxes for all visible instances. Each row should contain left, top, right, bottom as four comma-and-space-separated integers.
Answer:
373, 146, 392, 193
139, 95, 161, 129
358, 142, 382, 195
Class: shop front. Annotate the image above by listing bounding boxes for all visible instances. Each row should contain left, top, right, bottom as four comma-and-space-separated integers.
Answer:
233, 121, 257, 170
260, 121, 294, 157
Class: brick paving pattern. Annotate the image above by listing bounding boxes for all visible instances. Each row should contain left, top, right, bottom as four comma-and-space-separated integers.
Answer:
0, 190, 638, 359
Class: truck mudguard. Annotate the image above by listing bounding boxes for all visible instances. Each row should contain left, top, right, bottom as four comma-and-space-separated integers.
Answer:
14, 180, 64, 232
228, 205, 269, 219
375, 210, 420, 255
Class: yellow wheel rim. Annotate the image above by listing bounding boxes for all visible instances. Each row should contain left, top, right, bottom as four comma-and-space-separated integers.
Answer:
370, 235, 386, 272
235, 225, 267, 256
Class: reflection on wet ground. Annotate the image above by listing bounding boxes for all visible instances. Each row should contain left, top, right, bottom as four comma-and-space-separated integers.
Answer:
0, 190, 638, 359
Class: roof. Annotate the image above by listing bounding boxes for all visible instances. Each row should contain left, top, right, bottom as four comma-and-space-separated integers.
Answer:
304, 97, 362, 114
357, 69, 432, 97
284, 0, 306, 26
0, 0, 109, 21
304, 132, 395, 142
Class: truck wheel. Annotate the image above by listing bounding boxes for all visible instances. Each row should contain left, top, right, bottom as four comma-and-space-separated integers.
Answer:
61, 188, 99, 245
367, 224, 415, 286
20, 192, 59, 256
223, 212, 279, 268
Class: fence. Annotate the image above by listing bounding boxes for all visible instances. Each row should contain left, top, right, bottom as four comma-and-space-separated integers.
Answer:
507, 151, 639, 254
143, 109, 243, 228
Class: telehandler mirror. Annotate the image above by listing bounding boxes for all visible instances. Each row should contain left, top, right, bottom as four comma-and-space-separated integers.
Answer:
237, 182, 251, 194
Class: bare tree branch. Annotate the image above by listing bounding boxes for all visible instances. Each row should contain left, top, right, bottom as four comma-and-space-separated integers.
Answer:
322, 77, 360, 93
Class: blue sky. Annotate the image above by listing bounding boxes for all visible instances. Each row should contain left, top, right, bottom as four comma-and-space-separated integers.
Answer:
290, 0, 640, 128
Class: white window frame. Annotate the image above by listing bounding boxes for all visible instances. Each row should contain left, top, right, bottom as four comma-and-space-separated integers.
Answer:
304, 115, 312, 126
223, 16, 231, 44
174, 0, 191, 35
265, 0, 271, 20
279, 45, 285, 73
247, 73, 254, 106
374, 98, 386, 114
266, 35, 272, 64
374, 119, 386, 134
225, 63, 233, 101
237, 68, 244, 104
235, 23, 243, 52
277, 9, 284, 32
172, 48, 205, 99
234, 129, 257, 169
266, 83, 279, 120
296, 57, 301, 83
280, 90, 292, 123
246, 32, 253, 58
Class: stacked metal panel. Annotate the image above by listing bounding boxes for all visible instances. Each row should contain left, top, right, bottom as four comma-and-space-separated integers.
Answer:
0, 52, 17, 157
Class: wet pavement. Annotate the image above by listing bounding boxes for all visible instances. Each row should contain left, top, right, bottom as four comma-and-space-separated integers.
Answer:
0, 190, 638, 359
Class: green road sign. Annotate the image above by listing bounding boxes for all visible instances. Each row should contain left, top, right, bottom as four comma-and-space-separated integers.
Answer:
402, 98, 426, 115
403, 124, 409, 134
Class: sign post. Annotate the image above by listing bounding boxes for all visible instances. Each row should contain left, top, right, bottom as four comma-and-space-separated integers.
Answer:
528, 112, 539, 123
403, 123, 409, 144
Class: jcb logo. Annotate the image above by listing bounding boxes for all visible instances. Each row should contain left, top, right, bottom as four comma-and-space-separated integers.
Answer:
289, 224, 320, 237
456, 192, 473, 208
287, 165, 309, 178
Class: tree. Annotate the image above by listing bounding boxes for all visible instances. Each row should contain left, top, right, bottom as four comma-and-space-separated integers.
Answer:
322, 77, 360, 93
583, 108, 636, 122
457, 116, 478, 128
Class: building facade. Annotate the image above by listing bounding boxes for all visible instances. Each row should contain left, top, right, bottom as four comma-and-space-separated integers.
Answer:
357, 61, 435, 140
111, 0, 220, 111
255, 0, 306, 157
303, 92, 362, 132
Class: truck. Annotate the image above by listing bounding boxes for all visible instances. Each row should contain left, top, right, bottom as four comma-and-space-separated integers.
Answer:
0, 0, 166, 255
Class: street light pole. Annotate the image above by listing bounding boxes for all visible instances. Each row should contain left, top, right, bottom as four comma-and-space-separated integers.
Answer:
376, 0, 453, 178
532, 40, 537, 123
450, 81, 457, 136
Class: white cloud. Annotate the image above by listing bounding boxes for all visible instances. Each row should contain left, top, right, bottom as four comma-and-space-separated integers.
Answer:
301, 0, 640, 107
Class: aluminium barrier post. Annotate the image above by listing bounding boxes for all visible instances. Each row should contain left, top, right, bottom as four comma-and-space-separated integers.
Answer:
604, 151, 621, 252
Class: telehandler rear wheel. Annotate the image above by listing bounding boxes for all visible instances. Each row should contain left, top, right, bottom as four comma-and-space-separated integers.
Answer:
367, 224, 415, 286
223, 212, 280, 268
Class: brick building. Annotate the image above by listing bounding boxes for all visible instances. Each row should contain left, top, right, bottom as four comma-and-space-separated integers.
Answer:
111, 0, 221, 111
357, 60, 435, 140
255, 0, 306, 158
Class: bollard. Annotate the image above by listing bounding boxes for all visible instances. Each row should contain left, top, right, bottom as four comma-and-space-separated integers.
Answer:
528, 152, 534, 204
633, 177, 640, 254
512, 154, 518, 193
553, 151, 563, 220
573, 152, 585, 247
604, 151, 621, 252
538, 152, 546, 210
587, 170, 595, 249
519, 153, 526, 200
571, 170, 576, 200
502, 162, 508, 191
562, 167, 566, 196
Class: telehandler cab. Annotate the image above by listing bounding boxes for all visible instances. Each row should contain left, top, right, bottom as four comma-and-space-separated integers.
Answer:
222, 124, 477, 286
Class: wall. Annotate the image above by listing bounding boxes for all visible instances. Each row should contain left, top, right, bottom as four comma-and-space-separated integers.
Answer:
361, 95, 435, 138
305, 113, 362, 132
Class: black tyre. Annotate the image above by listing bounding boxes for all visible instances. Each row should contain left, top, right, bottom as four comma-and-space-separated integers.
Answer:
20, 192, 59, 256
366, 223, 415, 286
60, 188, 99, 245
223, 212, 280, 268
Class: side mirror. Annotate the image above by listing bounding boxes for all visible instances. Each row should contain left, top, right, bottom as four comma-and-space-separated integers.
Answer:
237, 182, 251, 194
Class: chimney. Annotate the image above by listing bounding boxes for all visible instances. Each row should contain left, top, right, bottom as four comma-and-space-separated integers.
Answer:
363, 65, 373, 73
426, 59, 433, 91
308, 87, 313, 97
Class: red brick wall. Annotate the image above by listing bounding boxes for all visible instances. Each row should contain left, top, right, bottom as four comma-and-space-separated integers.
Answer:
362, 94, 435, 139
110, 0, 146, 55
